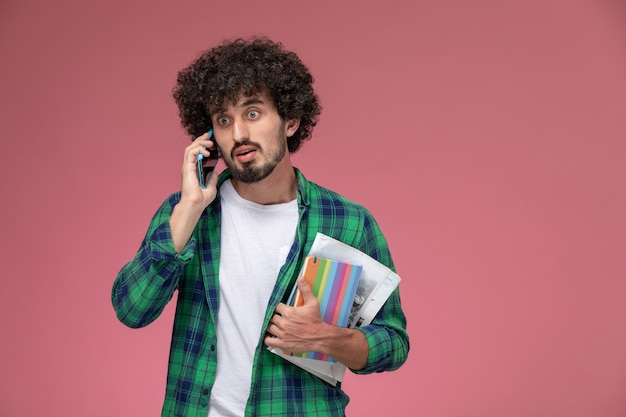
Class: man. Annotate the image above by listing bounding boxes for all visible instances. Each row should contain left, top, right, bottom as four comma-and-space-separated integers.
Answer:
112, 36, 409, 417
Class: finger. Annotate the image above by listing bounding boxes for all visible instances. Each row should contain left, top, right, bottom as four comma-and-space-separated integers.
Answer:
269, 321, 285, 336
273, 303, 288, 316
297, 276, 317, 306
188, 132, 211, 150
186, 133, 213, 159
268, 314, 279, 327
264, 334, 279, 348
195, 132, 216, 149
194, 131, 211, 142
183, 144, 206, 168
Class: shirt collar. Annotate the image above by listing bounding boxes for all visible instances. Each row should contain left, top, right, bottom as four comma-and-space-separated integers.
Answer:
215, 167, 311, 208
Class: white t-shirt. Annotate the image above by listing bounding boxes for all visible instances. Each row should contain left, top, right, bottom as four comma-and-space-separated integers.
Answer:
208, 180, 298, 417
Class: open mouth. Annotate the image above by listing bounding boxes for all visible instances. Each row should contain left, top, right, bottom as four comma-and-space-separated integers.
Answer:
234, 145, 258, 163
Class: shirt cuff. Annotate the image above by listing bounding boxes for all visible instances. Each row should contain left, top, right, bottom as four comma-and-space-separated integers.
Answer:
147, 221, 196, 264
352, 325, 393, 374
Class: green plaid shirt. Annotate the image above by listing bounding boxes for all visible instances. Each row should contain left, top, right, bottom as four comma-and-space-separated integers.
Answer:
112, 168, 409, 417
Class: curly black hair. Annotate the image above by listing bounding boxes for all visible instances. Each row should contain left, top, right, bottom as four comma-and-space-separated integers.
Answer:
172, 36, 321, 153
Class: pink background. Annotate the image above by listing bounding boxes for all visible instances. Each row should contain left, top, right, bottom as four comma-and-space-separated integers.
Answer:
1, 0, 625, 416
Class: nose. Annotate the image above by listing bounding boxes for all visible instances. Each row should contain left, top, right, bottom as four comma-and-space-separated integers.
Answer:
232, 118, 249, 143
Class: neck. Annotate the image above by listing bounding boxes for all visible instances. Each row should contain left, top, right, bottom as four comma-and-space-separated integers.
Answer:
230, 156, 297, 205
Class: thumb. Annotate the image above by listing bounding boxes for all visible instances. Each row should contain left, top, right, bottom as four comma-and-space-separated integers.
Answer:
297, 276, 318, 306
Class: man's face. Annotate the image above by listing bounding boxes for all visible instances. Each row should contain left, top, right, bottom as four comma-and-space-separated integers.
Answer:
211, 94, 296, 183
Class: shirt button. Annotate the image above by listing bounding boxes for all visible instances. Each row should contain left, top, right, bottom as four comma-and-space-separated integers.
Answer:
210, 345, 215, 351
203, 388, 209, 395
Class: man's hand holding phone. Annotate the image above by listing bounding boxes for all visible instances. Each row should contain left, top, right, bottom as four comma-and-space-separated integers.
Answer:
170, 130, 221, 253
180, 130, 221, 208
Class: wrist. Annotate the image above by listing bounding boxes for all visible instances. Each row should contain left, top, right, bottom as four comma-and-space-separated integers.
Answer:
316, 326, 369, 370
175, 199, 205, 218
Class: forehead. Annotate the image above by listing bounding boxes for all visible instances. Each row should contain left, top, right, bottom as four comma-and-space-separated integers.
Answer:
211, 92, 275, 115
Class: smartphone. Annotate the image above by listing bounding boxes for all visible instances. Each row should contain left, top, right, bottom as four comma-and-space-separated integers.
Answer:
197, 129, 220, 188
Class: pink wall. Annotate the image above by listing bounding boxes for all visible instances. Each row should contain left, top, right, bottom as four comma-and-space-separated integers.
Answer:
1, 1, 625, 416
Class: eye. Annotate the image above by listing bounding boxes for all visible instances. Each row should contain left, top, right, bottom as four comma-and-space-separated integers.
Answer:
217, 117, 229, 125
248, 110, 260, 119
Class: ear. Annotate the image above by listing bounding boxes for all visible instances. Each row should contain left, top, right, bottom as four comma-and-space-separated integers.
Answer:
284, 119, 300, 138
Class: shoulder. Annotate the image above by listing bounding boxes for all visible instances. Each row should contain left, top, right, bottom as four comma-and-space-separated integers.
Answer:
165, 191, 182, 206
296, 169, 392, 264
296, 169, 371, 216
299, 176, 377, 232
152, 192, 182, 215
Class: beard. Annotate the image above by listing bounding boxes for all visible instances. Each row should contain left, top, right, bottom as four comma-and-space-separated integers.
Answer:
224, 128, 288, 184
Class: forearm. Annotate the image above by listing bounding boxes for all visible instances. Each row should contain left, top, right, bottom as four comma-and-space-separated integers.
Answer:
351, 288, 409, 374
112, 253, 182, 328
350, 215, 409, 373
313, 315, 409, 373
112, 193, 194, 328
314, 325, 369, 370
170, 201, 204, 253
